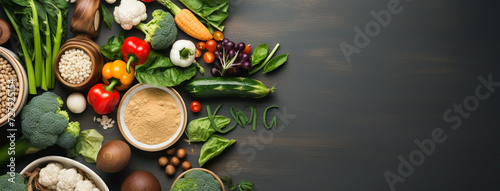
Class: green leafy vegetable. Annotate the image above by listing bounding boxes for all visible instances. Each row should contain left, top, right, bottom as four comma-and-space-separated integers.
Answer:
178, 0, 229, 32
199, 135, 235, 167
249, 43, 283, 75
186, 115, 230, 142
0, 0, 68, 93
221, 176, 255, 191
263, 54, 289, 73
101, 4, 114, 30
100, 30, 125, 61
68, 129, 104, 163
134, 50, 198, 87
250, 44, 268, 67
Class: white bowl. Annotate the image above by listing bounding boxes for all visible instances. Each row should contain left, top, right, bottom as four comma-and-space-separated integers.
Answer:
117, 83, 188, 151
0, 46, 28, 127
20, 156, 109, 191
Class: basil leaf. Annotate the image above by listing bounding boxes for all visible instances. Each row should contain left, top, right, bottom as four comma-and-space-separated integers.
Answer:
100, 4, 113, 30
134, 51, 197, 87
186, 115, 230, 142
198, 135, 236, 167
239, 180, 255, 191
250, 43, 268, 67
263, 54, 289, 73
99, 30, 125, 61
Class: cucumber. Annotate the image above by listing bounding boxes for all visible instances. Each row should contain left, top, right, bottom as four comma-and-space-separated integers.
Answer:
185, 77, 275, 98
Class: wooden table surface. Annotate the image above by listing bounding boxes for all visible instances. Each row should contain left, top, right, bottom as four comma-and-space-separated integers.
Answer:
2, 0, 500, 190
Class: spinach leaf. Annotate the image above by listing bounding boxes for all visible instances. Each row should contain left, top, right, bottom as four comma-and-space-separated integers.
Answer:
263, 54, 288, 73
99, 30, 125, 61
134, 51, 197, 87
186, 115, 231, 142
198, 135, 235, 167
178, 0, 229, 31
250, 43, 268, 67
100, 4, 114, 30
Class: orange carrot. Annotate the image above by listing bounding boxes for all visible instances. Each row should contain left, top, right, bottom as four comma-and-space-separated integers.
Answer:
157, 0, 213, 41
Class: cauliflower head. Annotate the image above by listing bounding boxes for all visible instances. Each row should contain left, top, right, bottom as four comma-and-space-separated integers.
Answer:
75, 180, 100, 191
113, 0, 147, 30
39, 162, 64, 190
57, 168, 83, 191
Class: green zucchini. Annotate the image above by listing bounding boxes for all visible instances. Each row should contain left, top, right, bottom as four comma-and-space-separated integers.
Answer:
185, 77, 275, 98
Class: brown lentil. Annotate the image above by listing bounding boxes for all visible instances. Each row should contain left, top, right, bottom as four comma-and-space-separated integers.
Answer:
0, 56, 19, 118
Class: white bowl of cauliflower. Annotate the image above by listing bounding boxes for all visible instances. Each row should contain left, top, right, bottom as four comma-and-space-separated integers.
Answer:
20, 156, 109, 191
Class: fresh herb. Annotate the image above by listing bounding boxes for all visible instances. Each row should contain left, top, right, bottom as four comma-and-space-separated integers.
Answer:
177, 0, 229, 32
101, 4, 114, 30
221, 176, 255, 191
249, 43, 288, 75
263, 54, 289, 73
186, 115, 230, 142
250, 44, 268, 67
198, 135, 235, 167
99, 30, 125, 61
134, 50, 200, 87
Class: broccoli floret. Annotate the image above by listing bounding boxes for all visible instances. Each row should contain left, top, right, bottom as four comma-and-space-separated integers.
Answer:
20, 92, 70, 149
172, 170, 221, 191
0, 173, 28, 191
134, 9, 177, 50
57, 121, 81, 149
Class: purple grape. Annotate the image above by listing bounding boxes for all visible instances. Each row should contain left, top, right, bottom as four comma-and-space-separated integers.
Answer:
224, 41, 235, 50
236, 42, 245, 52
214, 50, 222, 60
228, 49, 236, 58
217, 43, 223, 51
213, 60, 222, 70
242, 61, 251, 70
222, 38, 229, 44
239, 53, 249, 62
227, 67, 240, 76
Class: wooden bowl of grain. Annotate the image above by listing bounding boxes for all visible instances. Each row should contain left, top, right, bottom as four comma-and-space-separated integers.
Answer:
0, 46, 28, 127
117, 83, 188, 151
54, 35, 103, 92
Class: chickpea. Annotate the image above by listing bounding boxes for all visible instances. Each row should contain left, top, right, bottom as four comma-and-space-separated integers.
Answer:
166, 147, 176, 155
165, 164, 175, 176
176, 148, 187, 159
158, 156, 168, 167
170, 156, 180, 167
181, 161, 191, 171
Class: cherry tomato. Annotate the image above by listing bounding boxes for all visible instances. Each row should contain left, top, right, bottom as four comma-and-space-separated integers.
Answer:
203, 51, 215, 64
196, 42, 206, 50
195, 49, 202, 58
213, 31, 224, 41
190, 101, 201, 113
243, 45, 251, 54
205, 40, 217, 52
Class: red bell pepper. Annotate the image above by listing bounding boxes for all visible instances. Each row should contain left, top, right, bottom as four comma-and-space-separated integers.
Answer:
140, 0, 155, 2
122, 37, 151, 74
87, 83, 120, 115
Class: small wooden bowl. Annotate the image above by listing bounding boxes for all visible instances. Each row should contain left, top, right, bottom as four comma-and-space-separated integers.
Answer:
171, 168, 225, 191
54, 35, 103, 92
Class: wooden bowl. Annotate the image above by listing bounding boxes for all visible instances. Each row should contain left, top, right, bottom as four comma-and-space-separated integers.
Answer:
0, 46, 28, 127
54, 35, 104, 92
171, 168, 225, 191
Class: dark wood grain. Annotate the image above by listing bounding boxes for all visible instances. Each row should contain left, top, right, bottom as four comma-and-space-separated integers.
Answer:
2, 0, 500, 190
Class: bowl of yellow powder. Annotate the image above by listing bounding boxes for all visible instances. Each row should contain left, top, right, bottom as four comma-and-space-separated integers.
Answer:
117, 83, 188, 151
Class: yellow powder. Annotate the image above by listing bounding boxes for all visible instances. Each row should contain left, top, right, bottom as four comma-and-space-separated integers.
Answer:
124, 88, 181, 145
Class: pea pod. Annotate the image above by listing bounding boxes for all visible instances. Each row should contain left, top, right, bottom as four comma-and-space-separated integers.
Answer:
185, 77, 275, 98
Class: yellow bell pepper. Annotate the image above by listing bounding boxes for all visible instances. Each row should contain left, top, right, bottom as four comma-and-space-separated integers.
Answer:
102, 60, 135, 91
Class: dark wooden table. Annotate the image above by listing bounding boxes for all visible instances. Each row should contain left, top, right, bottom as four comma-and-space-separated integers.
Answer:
2, 0, 500, 190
